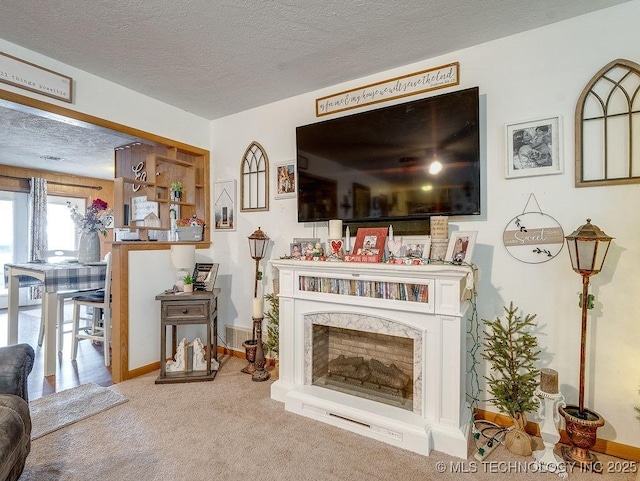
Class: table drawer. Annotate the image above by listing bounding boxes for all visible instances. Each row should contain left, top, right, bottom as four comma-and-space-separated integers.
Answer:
163, 301, 209, 321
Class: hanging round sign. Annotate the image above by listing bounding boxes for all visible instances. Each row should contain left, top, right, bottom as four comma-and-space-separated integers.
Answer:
503, 211, 564, 263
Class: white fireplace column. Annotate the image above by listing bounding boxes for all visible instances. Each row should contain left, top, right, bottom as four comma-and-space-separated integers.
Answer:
269, 259, 474, 459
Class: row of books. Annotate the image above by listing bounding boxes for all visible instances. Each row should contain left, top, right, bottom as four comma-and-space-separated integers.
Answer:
298, 276, 429, 303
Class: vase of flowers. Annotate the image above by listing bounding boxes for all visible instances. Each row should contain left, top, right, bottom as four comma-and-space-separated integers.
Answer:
67, 198, 111, 263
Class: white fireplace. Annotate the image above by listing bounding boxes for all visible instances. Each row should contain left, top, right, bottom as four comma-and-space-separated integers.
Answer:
270, 259, 474, 458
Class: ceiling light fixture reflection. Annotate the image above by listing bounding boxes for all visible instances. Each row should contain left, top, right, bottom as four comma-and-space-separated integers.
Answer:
428, 161, 443, 175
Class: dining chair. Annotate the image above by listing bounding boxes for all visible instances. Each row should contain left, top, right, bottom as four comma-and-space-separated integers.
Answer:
70, 252, 113, 366
37, 249, 102, 352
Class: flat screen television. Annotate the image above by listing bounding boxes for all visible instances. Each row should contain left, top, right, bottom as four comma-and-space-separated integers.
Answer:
296, 86, 481, 230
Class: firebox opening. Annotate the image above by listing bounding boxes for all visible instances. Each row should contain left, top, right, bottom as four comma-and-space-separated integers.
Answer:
312, 325, 414, 411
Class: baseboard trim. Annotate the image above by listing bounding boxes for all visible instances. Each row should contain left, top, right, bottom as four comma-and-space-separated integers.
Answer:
128, 362, 160, 379
124, 346, 273, 380
475, 408, 640, 462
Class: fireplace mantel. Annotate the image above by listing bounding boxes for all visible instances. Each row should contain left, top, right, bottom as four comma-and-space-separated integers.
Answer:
270, 259, 474, 458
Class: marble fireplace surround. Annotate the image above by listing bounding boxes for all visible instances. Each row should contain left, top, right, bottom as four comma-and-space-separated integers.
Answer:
270, 259, 474, 459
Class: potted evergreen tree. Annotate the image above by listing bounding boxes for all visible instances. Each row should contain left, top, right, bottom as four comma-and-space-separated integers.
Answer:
482, 302, 541, 456
263, 292, 279, 378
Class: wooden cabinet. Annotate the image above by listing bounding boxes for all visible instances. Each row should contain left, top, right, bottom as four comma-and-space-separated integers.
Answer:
113, 143, 209, 242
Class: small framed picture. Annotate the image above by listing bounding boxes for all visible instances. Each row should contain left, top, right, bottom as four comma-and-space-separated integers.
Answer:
214, 179, 236, 231
445, 231, 477, 264
506, 116, 562, 178
275, 161, 296, 199
289, 243, 303, 259
293, 238, 320, 257
192, 263, 219, 291
404, 236, 432, 260
353, 227, 388, 262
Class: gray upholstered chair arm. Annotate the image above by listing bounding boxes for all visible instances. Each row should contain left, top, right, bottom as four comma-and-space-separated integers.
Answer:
0, 344, 35, 401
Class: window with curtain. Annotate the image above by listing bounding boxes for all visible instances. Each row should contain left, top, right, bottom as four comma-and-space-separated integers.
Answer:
0, 190, 28, 308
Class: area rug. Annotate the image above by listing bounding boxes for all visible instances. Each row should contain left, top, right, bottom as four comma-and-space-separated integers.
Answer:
29, 382, 127, 440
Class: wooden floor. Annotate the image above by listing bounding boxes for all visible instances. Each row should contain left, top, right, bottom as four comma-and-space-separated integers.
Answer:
0, 304, 113, 400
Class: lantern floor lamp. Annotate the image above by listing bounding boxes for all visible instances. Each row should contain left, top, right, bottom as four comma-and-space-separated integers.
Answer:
559, 219, 612, 471
241, 227, 271, 381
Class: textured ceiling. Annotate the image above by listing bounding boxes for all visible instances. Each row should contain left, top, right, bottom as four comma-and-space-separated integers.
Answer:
0, 102, 143, 179
0, 0, 630, 179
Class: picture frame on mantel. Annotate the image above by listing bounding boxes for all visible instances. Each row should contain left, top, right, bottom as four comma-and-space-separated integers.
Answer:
505, 116, 562, 179
352, 227, 388, 262
404, 236, 432, 261
445, 231, 477, 264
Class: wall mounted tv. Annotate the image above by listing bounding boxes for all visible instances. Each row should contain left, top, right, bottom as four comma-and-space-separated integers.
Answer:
296, 86, 481, 228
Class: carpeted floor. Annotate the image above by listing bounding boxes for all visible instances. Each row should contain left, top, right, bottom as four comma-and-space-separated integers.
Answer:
20, 356, 637, 481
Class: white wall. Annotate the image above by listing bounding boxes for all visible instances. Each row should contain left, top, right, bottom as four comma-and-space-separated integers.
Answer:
0, 38, 211, 148
211, 1, 640, 448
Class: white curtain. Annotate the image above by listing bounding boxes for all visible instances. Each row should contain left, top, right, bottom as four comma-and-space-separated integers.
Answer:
29, 177, 48, 299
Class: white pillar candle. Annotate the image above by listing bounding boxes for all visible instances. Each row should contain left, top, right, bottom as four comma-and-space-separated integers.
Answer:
345, 226, 350, 252
329, 219, 343, 239
252, 297, 263, 318
389, 225, 394, 241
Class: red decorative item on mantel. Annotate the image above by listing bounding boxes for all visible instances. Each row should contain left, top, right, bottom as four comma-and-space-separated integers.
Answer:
343, 254, 379, 263
351, 227, 388, 262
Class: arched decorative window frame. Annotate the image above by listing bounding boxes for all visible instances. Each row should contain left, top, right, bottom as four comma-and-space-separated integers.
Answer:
240, 141, 269, 212
575, 58, 640, 187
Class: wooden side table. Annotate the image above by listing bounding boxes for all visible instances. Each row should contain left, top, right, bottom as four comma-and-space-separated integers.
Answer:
155, 288, 219, 384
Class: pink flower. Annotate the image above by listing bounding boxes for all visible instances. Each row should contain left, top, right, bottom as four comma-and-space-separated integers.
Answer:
67, 199, 112, 236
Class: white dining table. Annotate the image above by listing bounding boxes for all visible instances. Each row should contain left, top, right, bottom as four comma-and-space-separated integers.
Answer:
4, 261, 107, 376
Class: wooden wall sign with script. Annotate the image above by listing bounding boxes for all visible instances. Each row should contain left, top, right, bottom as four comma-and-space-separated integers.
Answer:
0, 52, 73, 103
315, 62, 459, 117
503, 211, 565, 264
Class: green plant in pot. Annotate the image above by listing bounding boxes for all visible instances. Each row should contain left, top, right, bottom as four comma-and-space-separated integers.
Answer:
183, 273, 194, 292
171, 181, 183, 201
482, 302, 540, 456
263, 292, 279, 377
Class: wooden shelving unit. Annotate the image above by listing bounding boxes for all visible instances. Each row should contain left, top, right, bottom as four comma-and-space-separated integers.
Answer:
113, 143, 209, 242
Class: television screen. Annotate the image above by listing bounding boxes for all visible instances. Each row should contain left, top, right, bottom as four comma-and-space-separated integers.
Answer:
296, 87, 480, 227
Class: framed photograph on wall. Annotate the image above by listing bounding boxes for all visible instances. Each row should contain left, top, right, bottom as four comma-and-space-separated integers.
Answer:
445, 231, 477, 264
214, 179, 236, 231
275, 161, 296, 199
506, 116, 562, 178
353, 227, 388, 262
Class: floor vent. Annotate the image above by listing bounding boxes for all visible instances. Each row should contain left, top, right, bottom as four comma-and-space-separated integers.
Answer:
224, 324, 252, 351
